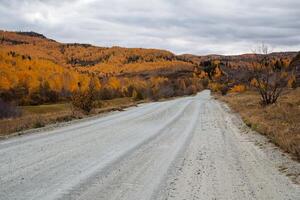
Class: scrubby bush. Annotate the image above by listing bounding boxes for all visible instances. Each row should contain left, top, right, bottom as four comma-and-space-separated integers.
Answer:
71, 90, 95, 114
230, 84, 246, 93
158, 84, 175, 98
0, 99, 22, 119
201, 78, 209, 88
220, 85, 229, 96
71, 81, 97, 114
132, 89, 144, 101
185, 85, 197, 95
202, 60, 217, 80
209, 82, 221, 92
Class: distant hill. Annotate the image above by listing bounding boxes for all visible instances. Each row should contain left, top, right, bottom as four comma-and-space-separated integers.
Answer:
178, 52, 298, 69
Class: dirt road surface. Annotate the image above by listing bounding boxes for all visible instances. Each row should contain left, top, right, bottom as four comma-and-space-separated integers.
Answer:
0, 90, 299, 200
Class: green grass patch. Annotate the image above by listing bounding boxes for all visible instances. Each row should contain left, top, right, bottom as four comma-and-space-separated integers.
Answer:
21, 103, 70, 115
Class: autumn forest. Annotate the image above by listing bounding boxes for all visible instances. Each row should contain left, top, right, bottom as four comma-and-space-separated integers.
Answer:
0, 30, 299, 111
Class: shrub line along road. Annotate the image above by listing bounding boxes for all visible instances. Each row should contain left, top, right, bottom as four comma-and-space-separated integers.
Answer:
0, 90, 299, 200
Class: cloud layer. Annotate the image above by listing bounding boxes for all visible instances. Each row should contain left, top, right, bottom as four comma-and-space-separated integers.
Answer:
1, 0, 300, 55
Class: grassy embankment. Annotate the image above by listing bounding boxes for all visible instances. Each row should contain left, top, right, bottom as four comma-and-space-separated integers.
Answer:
218, 88, 300, 160
0, 97, 139, 138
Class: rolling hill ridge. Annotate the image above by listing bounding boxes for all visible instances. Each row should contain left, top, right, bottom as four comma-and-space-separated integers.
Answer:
0, 30, 298, 105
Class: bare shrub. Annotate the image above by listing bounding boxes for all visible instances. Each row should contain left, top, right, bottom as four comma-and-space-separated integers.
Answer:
251, 44, 291, 105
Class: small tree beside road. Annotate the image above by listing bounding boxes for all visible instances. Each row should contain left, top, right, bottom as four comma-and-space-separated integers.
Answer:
251, 44, 291, 105
71, 80, 97, 114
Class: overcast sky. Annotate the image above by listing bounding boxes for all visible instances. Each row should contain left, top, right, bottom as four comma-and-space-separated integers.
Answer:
0, 0, 300, 55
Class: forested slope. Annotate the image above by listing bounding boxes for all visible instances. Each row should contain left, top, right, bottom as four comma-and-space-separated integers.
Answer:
0, 30, 298, 106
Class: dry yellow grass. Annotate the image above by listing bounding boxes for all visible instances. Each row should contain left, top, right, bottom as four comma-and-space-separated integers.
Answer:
0, 111, 72, 137
0, 97, 138, 138
218, 88, 300, 160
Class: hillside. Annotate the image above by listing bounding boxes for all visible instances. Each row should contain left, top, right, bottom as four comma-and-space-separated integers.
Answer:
289, 52, 300, 86
0, 30, 298, 106
0, 30, 195, 77
0, 30, 201, 105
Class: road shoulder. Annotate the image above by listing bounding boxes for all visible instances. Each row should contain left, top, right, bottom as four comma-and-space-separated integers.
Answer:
218, 99, 300, 184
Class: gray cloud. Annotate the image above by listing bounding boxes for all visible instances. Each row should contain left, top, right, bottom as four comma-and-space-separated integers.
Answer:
0, 0, 299, 55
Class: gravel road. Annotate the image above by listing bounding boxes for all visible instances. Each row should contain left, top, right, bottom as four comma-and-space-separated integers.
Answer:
0, 90, 299, 200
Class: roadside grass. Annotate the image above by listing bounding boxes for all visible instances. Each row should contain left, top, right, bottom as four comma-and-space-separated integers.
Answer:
98, 97, 137, 110
0, 97, 139, 138
217, 88, 300, 160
